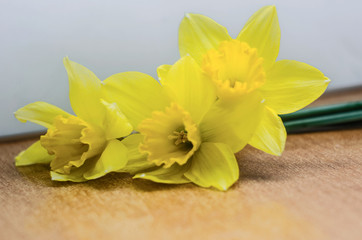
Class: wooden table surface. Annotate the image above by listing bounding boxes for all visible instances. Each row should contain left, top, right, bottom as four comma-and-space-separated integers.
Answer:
1, 88, 362, 240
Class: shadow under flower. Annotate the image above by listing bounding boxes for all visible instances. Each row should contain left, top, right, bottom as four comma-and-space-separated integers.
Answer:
236, 146, 281, 182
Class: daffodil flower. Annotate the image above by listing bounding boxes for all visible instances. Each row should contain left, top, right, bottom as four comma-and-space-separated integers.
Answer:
102, 56, 263, 190
14, 58, 141, 182
178, 6, 330, 156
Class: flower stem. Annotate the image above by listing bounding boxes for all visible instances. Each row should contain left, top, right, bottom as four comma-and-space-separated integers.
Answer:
280, 101, 362, 133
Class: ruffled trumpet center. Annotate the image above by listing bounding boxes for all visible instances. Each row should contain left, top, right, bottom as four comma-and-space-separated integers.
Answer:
40, 115, 106, 174
202, 40, 266, 100
138, 103, 201, 168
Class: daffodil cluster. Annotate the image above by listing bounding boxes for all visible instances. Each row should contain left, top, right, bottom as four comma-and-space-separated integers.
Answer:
15, 6, 329, 190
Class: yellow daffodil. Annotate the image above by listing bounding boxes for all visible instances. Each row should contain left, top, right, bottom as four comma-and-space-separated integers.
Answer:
102, 56, 263, 190
14, 57, 143, 182
178, 6, 330, 156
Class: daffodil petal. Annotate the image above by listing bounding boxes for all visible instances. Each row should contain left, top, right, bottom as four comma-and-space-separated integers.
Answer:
122, 134, 145, 160
50, 171, 83, 182
162, 56, 216, 124
179, 13, 231, 64
50, 155, 96, 182
63, 57, 104, 126
261, 60, 330, 114
237, 5, 280, 70
102, 72, 169, 129
157, 64, 172, 85
83, 139, 128, 180
14, 101, 71, 128
200, 92, 263, 153
184, 142, 238, 191
134, 162, 191, 184
122, 157, 153, 175
249, 107, 286, 156
100, 99, 133, 140
51, 168, 87, 182
15, 140, 54, 166
120, 134, 154, 174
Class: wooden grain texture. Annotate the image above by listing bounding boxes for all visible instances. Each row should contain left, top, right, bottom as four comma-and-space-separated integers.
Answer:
1, 88, 362, 240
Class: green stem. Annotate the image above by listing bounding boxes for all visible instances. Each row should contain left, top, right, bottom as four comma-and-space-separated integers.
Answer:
280, 101, 362, 121
283, 109, 362, 132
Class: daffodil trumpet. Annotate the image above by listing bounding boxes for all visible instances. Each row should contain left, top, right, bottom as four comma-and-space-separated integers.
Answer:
178, 5, 330, 156
14, 58, 147, 182
102, 56, 264, 190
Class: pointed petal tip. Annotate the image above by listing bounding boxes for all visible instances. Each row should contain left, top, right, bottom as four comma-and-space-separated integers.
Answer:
63, 56, 78, 70
265, 5, 277, 11
269, 5, 278, 16
184, 13, 196, 19
14, 101, 71, 127
63, 57, 72, 71
271, 147, 283, 156
13, 110, 22, 121
63, 56, 70, 64
217, 184, 229, 191
179, 54, 194, 63
135, 173, 146, 178
14, 154, 24, 166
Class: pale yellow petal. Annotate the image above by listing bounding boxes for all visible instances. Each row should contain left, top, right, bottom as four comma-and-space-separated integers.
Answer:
14, 101, 71, 128
237, 5, 280, 70
50, 155, 96, 182
15, 140, 54, 166
102, 72, 169, 130
120, 134, 154, 175
100, 99, 133, 140
83, 140, 128, 179
184, 142, 239, 191
179, 13, 231, 64
122, 134, 145, 161
162, 56, 216, 124
63, 57, 104, 126
199, 92, 263, 153
157, 64, 172, 85
51, 171, 86, 182
134, 162, 191, 184
249, 107, 286, 156
261, 60, 330, 114
122, 156, 152, 175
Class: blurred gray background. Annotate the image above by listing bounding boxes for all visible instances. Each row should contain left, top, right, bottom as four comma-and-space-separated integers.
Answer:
1, 0, 361, 138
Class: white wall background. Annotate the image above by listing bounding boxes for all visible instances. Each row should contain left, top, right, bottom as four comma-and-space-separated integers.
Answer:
1, 0, 362, 138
